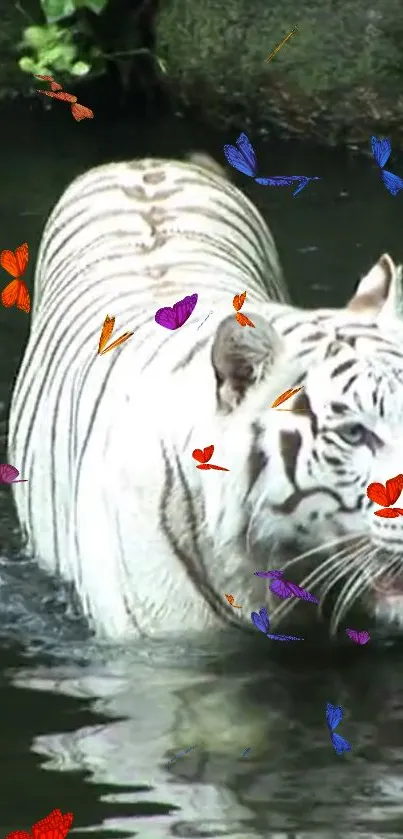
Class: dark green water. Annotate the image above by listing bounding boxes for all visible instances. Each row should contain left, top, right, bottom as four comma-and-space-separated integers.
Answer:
1, 102, 403, 839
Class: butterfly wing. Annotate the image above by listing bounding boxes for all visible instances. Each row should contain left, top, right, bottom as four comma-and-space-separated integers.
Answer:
171, 293, 198, 328
32, 809, 73, 839
292, 178, 321, 196
1, 279, 19, 308
374, 508, 403, 517
370, 135, 391, 168
16, 280, 30, 313
71, 103, 94, 121
271, 387, 304, 408
266, 633, 304, 641
385, 474, 403, 505
286, 581, 319, 604
366, 481, 389, 506
326, 703, 343, 731
236, 133, 258, 173
196, 463, 212, 469
98, 315, 115, 353
233, 291, 246, 311
269, 578, 293, 599
192, 448, 206, 463
381, 169, 403, 196
331, 732, 351, 755
155, 305, 178, 329
235, 312, 255, 327
251, 608, 270, 633
203, 445, 214, 462
0, 464, 20, 483
208, 464, 230, 471
224, 145, 255, 177
99, 332, 133, 354
14, 243, 29, 276
1, 250, 19, 277
254, 569, 284, 578
347, 629, 370, 645
4, 832, 32, 839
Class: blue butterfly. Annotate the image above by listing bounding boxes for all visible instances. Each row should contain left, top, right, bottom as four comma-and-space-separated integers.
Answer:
370, 135, 391, 168
223, 133, 321, 197
250, 606, 304, 641
370, 136, 403, 195
326, 703, 352, 755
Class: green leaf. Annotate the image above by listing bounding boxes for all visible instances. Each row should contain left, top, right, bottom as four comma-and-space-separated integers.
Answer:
19, 56, 36, 73
71, 61, 90, 75
40, 0, 77, 23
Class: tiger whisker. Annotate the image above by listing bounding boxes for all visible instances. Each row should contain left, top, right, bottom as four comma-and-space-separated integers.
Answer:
330, 548, 379, 634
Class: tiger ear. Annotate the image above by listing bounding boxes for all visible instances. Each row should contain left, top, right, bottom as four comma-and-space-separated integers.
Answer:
211, 314, 283, 412
347, 253, 402, 319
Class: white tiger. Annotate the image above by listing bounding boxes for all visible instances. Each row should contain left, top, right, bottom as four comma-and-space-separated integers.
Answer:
8, 153, 403, 640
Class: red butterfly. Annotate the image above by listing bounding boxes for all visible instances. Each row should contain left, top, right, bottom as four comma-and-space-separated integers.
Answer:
5, 808, 73, 839
367, 474, 403, 517
232, 291, 255, 328
35, 75, 94, 122
192, 445, 229, 471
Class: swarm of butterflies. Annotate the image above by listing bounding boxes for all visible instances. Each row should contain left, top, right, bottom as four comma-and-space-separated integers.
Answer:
250, 568, 370, 646
5, 808, 73, 839
370, 136, 403, 195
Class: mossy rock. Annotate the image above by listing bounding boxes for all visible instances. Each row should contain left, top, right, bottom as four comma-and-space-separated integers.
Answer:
156, 0, 403, 149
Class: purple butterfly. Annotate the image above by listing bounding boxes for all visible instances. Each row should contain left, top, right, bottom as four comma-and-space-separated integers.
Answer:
254, 569, 319, 604
223, 133, 321, 196
346, 628, 370, 645
155, 293, 198, 330
0, 464, 27, 483
250, 606, 304, 641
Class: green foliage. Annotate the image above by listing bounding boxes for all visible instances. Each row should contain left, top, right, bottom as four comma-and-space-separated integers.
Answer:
40, 0, 107, 24
19, 23, 101, 77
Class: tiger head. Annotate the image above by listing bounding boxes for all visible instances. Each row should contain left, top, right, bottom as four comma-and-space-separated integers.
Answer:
208, 253, 403, 634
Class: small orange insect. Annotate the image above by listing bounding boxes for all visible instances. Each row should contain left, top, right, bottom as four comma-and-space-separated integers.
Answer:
192, 445, 229, 471
232, 291, 255, 328
271, 386, 305, 410
224, 593, 242, 608
98, 315, 134, 355
1, 242, 30, 314
35, 75, 94, 122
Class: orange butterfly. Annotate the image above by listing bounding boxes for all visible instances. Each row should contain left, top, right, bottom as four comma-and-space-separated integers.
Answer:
367, 473, 403, 517
36, 75, 94, 122
192, 444, 229, 471
98, 315, 134, 355
225, 593, 242, 608
5, 808, 73, 839
271, 386, 306, 410
1, 242, 30, 313
232, 291, 255, 328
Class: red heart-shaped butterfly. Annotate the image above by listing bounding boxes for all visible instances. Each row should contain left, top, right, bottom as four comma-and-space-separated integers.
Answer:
366, 474, 403, 507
